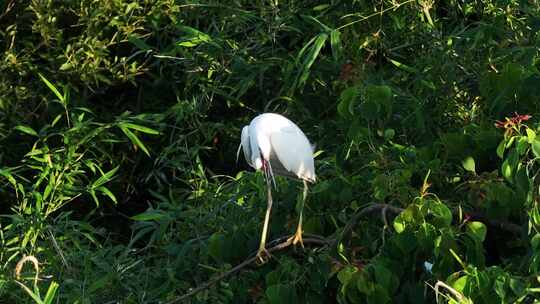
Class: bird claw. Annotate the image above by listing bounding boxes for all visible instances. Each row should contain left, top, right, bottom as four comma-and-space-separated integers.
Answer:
255, 248, 271, 264
287, 229, 304, 249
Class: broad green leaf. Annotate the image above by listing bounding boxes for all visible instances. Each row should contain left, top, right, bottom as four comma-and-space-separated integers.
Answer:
462, 156, 476, 173
208, 233, 225, 261
383, 129, 395, 140
452, 275, 470, 292
393, 205, 421, 233
362, 85, 393, 121
337, 86, 359, 118
14, 125, 38, 136
423, 199, 453, 228
531, 234, 540, 251
373, 264, 393, 291
526, 128, 536, 143
467, 221, 487, 242
356, 271, 374, 295
501, 159, 512, 181
338, 266, 357, 286
516, 137, 529, 155
266, 284, 297, 304
532, 139, 540, 158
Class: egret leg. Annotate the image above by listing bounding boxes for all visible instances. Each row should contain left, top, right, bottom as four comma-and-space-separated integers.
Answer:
288, 180, 308, 248
256, 179, 273, 263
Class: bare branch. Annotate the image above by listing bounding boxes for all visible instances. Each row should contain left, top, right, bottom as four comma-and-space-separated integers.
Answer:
167, 235, 330, 304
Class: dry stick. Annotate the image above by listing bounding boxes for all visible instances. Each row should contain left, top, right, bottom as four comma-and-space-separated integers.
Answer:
166, 236, 330, 304
169, 203, 523, 303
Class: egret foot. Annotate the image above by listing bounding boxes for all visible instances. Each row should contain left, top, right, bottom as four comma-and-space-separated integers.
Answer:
287, 226, 304, 248
255, 247, 271, 264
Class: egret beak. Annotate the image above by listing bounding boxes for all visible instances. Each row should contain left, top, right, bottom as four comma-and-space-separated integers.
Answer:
236, 142, 243, 164
262, 158, 277, 189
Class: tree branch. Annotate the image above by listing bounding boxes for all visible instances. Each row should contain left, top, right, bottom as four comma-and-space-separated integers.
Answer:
168, 203, 523, 303
166, 235, 330, 304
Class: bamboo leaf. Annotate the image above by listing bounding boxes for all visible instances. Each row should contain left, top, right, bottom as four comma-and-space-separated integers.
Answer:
119, 126, 151, 156
38, 73, 64, 104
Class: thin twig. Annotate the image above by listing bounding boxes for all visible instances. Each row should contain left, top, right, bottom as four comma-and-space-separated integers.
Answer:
0, 0, 15, 20
166, 235, 330, 304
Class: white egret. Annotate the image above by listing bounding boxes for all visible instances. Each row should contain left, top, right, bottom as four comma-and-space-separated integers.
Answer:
238, 113, 316, 262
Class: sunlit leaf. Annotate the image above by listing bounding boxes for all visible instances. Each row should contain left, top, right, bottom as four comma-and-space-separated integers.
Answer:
14, 125, 38, 137
462, 156, 475, 173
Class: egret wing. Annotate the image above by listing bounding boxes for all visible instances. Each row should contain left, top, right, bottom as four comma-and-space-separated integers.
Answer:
270, 125, 316, 182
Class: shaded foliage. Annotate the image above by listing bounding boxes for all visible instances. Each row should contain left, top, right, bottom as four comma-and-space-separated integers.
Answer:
0, 0, 540, 303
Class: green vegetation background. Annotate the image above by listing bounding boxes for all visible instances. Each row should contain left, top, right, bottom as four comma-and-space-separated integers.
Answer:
1, 0, 540, 303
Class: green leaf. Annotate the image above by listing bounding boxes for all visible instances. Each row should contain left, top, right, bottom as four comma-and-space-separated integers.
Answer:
208, 233, 225, 262
119, 122, 159, 134
531, 234, 540, 251
356, 271, 374, 295
516, 137, 529, 155
92, 166, 119, 189
119, 126, 151, 156
330, 30, 342, 61
393, 205, 421, 233
373, 264, 393, 291
452, 275, 470, 293
97, 186, 118, 204
337, 86, 359, 118
266, 284, 297, 304
14, 281, 44, 304
177, 26, 212, 47
387, 58, 418, 73
526, 128, 536, 143
128, 35, 152, 51
532, 139, 540, 158
383, 129, 395, 140
338, 266, 358, 286
14, 125, 38, 136
355, 85, 393, 121
38, 73, 64, 104
0, 168, 18, 189
467, 221, 487, 242
296, 33, 328, 89
131, 209, 168, 221
43, 281, 59, 304
423, 199, 453, 228
313, 4, 330, 11
462, 156, 476, 173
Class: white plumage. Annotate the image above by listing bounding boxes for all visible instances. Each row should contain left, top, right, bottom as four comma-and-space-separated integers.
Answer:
240, 113, 316, 182
239, 113, 316, 262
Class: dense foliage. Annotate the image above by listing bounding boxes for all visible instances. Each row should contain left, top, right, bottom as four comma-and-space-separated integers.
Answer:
1, 0, 540, 303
